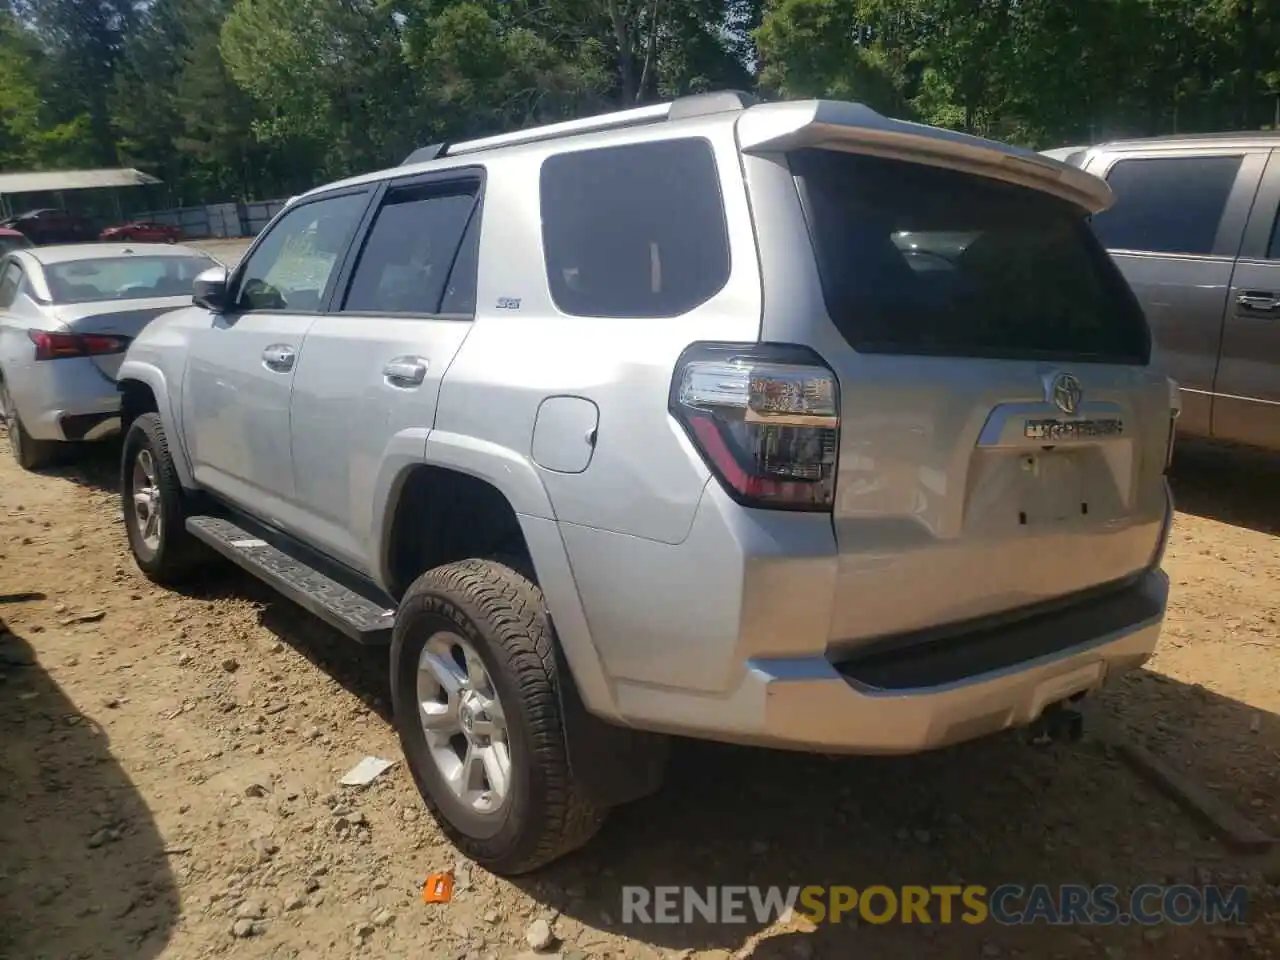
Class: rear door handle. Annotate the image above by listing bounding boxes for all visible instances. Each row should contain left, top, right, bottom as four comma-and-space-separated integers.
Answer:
1236, 291, 1280, 312
383, 356, 428, 387
262, 343, 296, 372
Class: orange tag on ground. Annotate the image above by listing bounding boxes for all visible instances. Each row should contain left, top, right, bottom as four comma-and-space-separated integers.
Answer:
422, 872, 454, 903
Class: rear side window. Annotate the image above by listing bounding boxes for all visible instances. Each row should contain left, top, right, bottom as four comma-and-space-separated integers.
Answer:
792, 149, 1150, 364
1090, 155, 1242, 255
540, 138, 730, 318
343, 184, 479, 315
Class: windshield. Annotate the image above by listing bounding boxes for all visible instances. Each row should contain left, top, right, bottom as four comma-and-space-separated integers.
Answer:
45, 256, 213, 304
792, 149, 1151, 364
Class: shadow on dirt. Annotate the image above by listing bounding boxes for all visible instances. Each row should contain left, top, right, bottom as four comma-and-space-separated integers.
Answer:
0, 621, 179, 960
1169, 439, 1280, 535
501, 674, 1276, 958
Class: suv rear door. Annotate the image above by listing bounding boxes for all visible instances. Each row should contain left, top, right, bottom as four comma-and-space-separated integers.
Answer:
1081, 146, 1266, 439
1211, 148, 1280, 449
739, 107, 1174, 647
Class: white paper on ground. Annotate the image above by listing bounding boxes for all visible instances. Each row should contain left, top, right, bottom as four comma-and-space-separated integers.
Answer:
340, 756, 398, 786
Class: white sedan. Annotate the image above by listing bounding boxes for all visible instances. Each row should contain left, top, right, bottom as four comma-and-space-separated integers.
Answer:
0, 243, 218, 469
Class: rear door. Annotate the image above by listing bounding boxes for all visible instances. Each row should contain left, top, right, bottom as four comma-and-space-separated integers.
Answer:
287, 171, 481, 575
741, 133, 1174, 646
1083, 148, 1265, 438
1212, 148, 1280, 449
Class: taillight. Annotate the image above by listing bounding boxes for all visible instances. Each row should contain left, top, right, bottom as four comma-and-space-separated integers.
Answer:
29, 330, 130, 361
1165, 376, 1181, 473
670, 342, 840, 511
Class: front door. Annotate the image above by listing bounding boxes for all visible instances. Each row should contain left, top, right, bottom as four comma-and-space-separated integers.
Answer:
288, 173, 482, 574
182, 189, 370, 524
1214, 150, 1280, 449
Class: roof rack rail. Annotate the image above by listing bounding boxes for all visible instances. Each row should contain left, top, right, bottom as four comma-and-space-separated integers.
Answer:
401, 142, 447, 165
669, 89, 758, 120
447, 103, 671, 157
411, 89, 757, 161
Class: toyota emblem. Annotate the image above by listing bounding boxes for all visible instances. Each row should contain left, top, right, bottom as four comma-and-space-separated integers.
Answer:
1051, 373, 1083, 416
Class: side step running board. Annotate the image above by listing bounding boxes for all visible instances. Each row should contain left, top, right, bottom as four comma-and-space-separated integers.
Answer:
186, 515, 397, 644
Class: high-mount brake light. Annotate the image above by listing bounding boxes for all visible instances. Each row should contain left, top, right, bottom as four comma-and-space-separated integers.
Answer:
29, 330, 130, 361
670, 342, 840, 511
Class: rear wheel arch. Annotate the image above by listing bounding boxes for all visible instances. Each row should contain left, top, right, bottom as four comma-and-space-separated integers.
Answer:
384, 465, 532, 599
383, 463, 668, 813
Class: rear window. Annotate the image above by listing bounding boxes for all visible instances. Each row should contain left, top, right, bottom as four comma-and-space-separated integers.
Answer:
540, 138, 730, 318
46, 255, 213, 304
792, 149, 1151, 364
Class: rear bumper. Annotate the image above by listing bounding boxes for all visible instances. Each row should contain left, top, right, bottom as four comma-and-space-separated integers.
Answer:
611, 569, 1166, 754
6, 357, 121, 442
567, 476, 1171, 754
747, 569, 1165, 753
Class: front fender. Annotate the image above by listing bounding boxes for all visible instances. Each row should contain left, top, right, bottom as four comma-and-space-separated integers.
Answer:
117, 359, 196, 490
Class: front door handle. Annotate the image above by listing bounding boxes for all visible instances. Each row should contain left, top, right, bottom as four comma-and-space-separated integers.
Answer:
383, 356, 428, 388
262, 343, 296, 372
1236, 291, 1280, 312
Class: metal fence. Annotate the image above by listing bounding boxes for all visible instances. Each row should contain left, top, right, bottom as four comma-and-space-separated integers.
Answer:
132, 199, 289, 239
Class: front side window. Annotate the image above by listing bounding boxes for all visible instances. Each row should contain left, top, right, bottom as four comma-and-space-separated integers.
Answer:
343, 184, 479, 315
236, 192, 368, 312
45, 256, 214, 303
1090, 155, 1242, 256
540, 138, 730, 318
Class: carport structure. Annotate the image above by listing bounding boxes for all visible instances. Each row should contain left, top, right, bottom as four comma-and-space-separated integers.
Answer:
0, 167, 161, 220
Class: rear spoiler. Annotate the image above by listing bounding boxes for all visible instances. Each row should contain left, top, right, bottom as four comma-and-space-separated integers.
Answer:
736, 101, 1113, 214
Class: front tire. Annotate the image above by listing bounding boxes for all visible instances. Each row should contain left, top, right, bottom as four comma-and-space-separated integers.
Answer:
121, 413, 207, 584
391, 558, 604, 875
1, 380, 59, 471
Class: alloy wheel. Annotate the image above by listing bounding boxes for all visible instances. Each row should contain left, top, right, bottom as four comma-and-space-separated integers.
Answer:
131, 448, 163, 551
416, 631, 512, 816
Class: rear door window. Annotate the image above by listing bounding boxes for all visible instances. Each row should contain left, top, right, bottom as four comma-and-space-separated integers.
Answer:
1090, 155, 1242, 255
540, 138, 730, 318
342, 183, 479, 315
791, 149, 1151, 364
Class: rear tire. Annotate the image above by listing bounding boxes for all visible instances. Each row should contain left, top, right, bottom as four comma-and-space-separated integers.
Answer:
1, 381, 59, 471
391, 558, 604, 875
121, 413, 208, 584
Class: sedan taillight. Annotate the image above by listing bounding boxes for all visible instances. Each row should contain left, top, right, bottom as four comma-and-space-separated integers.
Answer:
29, 330, 130, 361
670, 342, 840, 511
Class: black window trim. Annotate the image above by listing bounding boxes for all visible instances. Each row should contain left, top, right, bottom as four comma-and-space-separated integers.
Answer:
327, 166, 486, 320
227, 184, 376, 317
539, 135, 732, 320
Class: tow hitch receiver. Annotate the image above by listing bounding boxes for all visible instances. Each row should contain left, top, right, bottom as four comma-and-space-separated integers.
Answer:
1027, 702, 1084, 745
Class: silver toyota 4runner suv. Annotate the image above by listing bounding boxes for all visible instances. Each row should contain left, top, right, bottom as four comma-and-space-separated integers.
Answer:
116, 92, 1177, 875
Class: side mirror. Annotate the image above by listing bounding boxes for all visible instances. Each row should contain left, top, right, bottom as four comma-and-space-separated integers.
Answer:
193, 266, 230, 311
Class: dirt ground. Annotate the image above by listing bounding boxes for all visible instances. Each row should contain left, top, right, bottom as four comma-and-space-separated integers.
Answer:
2, 352, 1279, 957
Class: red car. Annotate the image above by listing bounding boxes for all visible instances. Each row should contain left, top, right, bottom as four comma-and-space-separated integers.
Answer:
0, 227, 32, 254
99, 221, 182, 243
